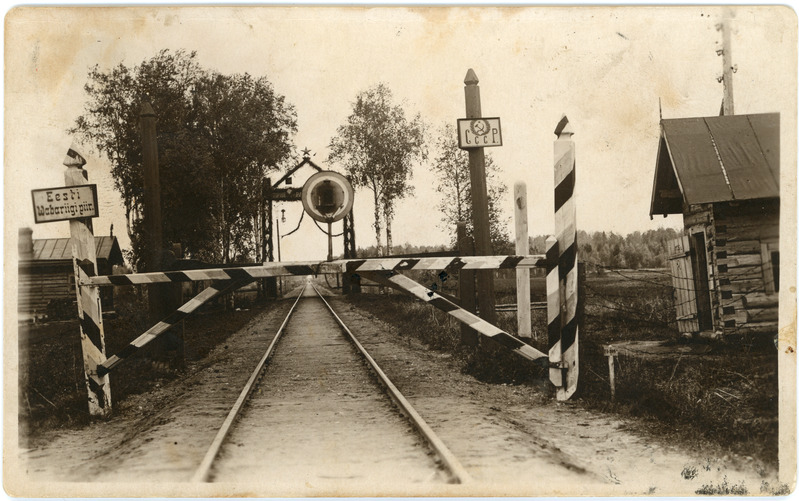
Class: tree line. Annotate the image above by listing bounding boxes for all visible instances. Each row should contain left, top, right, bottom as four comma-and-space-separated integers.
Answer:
356, 228, 679, 270
530, 227, 681, 270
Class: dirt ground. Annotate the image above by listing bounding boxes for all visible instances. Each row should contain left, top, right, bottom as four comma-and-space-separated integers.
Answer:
7, 286, 786, 497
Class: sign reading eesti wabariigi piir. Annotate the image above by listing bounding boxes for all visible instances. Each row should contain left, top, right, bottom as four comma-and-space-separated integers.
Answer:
31, 184, 99, 223
457, 117, 503, 149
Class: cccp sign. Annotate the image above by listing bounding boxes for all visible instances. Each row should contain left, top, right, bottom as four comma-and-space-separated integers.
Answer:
301, 171, 354, 223
457, 117, 503, 149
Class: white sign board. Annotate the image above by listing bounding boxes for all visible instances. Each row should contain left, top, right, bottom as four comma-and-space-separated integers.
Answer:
31, 184, 99, 223
457, 117, 503, 149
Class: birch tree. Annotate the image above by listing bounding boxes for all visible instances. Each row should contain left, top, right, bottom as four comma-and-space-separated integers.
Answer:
328, 83, 426, 255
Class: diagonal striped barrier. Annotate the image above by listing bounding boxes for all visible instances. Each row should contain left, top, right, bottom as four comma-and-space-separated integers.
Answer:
359, 270, 548, 365
97, 279, 253, 377
552, 115, 579, 400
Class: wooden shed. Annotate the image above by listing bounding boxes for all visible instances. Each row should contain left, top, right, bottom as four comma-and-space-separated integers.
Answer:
18, 228, 124, 319
650, 113, 779, 338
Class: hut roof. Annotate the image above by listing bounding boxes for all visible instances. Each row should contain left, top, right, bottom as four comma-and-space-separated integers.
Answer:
650, 113, 779, 216
27, 236, 124, 265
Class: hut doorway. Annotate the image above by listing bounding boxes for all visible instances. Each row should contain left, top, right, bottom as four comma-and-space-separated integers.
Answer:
689, 231, 714, 331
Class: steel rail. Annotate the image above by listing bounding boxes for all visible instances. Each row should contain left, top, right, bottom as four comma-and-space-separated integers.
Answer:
191, 283, 307, 483
309, 282, 473, 484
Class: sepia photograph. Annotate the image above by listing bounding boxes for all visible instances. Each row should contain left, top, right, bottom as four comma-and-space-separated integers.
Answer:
4, 5, 797, 497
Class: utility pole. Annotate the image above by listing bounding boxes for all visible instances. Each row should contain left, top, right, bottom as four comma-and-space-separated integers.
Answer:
463, 68, 496, 325
140, 102, 167, 321
140, 102, 183, 366
718, 10, 735, 116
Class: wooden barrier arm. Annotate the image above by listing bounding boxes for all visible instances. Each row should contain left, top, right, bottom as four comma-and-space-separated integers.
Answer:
97, 278, 253, 376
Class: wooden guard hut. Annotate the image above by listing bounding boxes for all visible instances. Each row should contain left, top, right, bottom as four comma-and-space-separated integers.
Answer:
650, 112, 779, 338
18, 228, 124, 319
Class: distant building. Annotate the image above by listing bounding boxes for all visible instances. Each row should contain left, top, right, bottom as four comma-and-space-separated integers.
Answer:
650, 113, 779, 338
18, 228, 124, 320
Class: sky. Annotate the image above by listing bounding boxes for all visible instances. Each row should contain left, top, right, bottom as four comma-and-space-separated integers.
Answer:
4, 5, 797, 263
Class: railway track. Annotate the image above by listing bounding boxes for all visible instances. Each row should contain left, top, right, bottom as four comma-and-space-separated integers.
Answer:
191, 279, 470, 486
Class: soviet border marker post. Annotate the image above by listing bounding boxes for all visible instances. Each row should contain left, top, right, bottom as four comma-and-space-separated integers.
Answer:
553, 115, 579, 401
463, 69, 496, 325
65, 145, 112, 416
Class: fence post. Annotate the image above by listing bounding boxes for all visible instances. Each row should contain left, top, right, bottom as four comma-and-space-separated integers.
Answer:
463, 69, 496, 325
553, 115, 579, 401
514, 182, 532, 339
457, 222, 478, 346
65, 146, 111, 417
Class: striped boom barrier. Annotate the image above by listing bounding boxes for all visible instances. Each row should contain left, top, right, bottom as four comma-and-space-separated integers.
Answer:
552, 115, 579, 400
337, 255, 547, 273
86, 262, 341, 286
65, 153, 112, 417
97, 279, 253, 377
359, 270, 547, 365
85, 256, 549, 287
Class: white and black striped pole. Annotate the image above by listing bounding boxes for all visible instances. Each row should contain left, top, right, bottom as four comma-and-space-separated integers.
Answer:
66, 145, 112, 416
552, 115, 579, 400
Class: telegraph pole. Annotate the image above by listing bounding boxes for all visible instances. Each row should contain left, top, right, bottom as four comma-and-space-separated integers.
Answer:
463, 68, 496, 325
718, 10, 735, 115
140, 102, 167, 322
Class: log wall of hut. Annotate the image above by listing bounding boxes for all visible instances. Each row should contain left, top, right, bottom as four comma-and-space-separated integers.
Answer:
19, 260, 116, 318
713, 199, 780, 336
18, 263, 74, 315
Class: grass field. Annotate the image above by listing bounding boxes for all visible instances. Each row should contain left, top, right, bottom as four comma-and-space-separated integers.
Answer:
351, 268, 779, 466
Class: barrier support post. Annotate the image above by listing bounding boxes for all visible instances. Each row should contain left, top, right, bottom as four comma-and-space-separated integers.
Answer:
66, 148, 112, 416
514, 182, 532, 339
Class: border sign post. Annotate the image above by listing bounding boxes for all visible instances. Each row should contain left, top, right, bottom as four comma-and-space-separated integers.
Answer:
64, 146, 112, 416
461, 68, 497, 325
